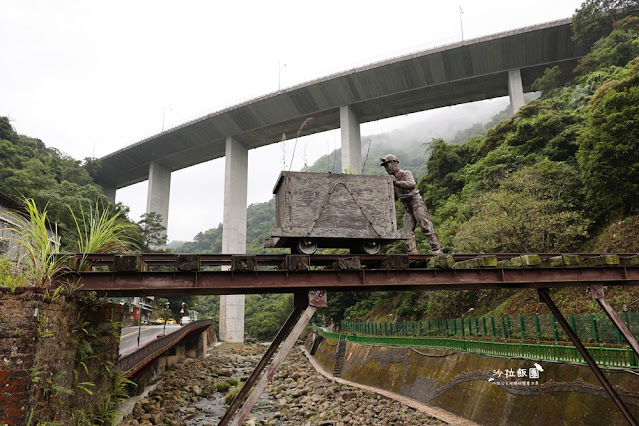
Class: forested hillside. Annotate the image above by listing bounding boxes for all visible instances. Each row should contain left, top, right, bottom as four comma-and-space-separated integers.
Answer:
0, 118, 161, 251
0, 118, 110, 246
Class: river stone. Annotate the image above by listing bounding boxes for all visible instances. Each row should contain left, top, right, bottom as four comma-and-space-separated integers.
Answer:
217, 368, 232, 376
341, 391, 357, 400
120, 344, 447, 425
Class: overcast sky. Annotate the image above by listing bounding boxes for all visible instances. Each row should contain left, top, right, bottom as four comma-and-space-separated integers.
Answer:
1, 0, 585, 242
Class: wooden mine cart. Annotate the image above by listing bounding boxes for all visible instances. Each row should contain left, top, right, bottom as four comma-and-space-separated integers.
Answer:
264, 171, 405, 254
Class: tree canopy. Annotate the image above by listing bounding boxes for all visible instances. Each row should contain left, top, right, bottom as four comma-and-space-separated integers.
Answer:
0, 117, 142, 250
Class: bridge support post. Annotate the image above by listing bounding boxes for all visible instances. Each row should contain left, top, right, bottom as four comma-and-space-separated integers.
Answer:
340, 105, 362, 173
220, 137, 248, 342
590, 284, 639, 358
146, 161, 171, 247
220, 290, 327, 426
508, 69, 525, 114
538, 288, 638, 426
101, 184, 116, 203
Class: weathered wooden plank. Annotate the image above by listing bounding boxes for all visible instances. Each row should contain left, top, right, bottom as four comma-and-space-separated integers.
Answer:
232, 255, 257, 271
478, 255, 498, 267
563, 255, 581, 266
286, 255, 310, 271
329, 257, 362, 270
452, 257, 479, 269
427, 255, 455, 269
541, 255, 565, 268
453, 255, 497, 269
497, 255, 541, 268
175, 254, 200, 272
540, 254, 581, 268
581, 255, 620, 267
376, 255, 410, 270
620, 255, 639, 266
114, 255, 148, 272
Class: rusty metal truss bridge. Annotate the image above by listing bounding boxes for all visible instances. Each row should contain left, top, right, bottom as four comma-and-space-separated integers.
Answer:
54, 252, 639, 425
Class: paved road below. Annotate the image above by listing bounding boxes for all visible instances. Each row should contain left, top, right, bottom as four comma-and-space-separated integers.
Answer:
119, 324, 182, 356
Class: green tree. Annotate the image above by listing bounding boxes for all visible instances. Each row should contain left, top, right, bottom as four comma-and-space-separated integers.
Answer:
419, 138, 478, 212
177, 224, 223, 253
571, 0, 639, 46
137, 212, 167, 250
318, 292, 359, 327
577, 58, 639, 214
453, 161, 590, 253
531, 66, 565, 98
244, 294, 293, 340
574, 27, 639, 76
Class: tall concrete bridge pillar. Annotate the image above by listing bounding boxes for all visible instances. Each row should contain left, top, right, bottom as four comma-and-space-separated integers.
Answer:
508, 69, 525, 113
146, 161, 171, 246
220, 136, 248, 342
340, 105, 362, 174
102, 185, 116, 204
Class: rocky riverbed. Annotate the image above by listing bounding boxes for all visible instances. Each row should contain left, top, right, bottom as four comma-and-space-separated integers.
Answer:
119, 343, 448, 425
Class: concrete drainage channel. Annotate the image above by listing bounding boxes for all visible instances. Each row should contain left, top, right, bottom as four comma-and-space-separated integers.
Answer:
299, 345, 476, 425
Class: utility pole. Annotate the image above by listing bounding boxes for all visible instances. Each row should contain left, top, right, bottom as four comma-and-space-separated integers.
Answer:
459, 5, 464, 41
278, 61, 286, 91
162, 107, 172, 131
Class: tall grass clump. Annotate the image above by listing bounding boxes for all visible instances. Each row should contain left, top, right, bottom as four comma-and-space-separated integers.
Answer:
70, 203, 132, 271
1, 199, 134, 288
2, 198, 66, 287
0, 257, 27, 291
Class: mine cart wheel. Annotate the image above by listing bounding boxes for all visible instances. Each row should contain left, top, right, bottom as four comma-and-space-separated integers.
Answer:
295, 238, 318, 255
360, 240, 381, 255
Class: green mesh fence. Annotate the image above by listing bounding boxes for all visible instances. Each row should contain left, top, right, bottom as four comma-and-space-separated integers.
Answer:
340, 312, 639, 345
313, 325, 639, 369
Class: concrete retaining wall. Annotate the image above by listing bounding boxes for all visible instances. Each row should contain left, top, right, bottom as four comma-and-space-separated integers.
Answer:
309, 332, 639, 425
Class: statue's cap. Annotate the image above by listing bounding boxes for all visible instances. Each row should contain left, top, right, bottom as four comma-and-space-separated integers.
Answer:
379, 154, 399, 166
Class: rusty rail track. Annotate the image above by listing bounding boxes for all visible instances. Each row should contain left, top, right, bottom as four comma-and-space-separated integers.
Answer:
54, 252, 639, 296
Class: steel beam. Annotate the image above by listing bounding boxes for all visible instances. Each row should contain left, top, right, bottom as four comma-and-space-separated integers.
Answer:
220, 289, 327, 426
538, 288, 638, 426
70, 267, 639, 296
65, 252, 639, 268
218, 293, 307, 426
591, 284, 639, 358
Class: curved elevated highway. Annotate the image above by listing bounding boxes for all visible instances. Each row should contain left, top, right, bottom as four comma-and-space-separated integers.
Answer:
95, 18, 587, 192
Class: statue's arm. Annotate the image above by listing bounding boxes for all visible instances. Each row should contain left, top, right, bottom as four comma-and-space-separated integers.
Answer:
394, 170, 416, 190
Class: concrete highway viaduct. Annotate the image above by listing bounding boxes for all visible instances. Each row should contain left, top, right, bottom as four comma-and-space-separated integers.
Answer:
94, 17, 590, 342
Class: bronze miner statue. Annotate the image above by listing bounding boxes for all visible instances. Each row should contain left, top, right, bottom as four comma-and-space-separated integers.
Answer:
380, 154, 443, 255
